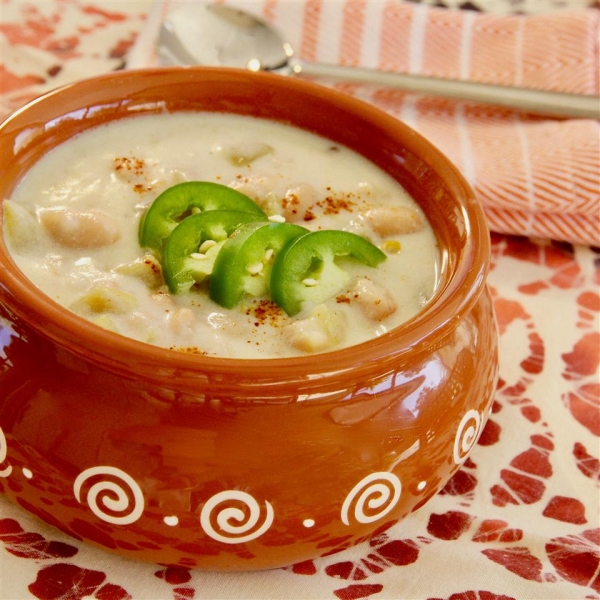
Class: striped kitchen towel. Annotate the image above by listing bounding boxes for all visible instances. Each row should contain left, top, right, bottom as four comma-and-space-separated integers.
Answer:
129, 0, 600, 246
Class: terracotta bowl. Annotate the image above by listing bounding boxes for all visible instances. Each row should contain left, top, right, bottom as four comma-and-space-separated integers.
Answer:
0, 67, 498, 571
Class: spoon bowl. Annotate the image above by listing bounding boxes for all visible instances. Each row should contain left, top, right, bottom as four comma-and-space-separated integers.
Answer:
158, 4, 291, 72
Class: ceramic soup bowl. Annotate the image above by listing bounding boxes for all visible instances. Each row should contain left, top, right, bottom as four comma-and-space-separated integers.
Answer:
0, 68, 498, 570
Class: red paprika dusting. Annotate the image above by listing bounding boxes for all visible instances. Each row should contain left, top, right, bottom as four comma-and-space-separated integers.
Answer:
169, 346, 208, 355
245, 300, 284, 327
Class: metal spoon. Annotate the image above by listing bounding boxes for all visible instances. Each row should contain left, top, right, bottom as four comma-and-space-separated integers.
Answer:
157, 4, 599, 119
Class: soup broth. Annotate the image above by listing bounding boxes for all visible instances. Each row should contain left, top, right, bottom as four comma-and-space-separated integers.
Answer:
4, 112, 439, 358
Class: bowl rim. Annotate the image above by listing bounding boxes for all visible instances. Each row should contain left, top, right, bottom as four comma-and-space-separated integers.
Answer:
0, 66, 490, 381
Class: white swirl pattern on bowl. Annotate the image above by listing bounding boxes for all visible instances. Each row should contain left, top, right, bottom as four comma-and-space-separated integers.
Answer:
73, 466, 145, 526
0, 408, 485, 541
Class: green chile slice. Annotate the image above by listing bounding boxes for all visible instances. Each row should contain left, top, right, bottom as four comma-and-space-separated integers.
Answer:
139, 181, 266, 253
270, 230, 387, 316
163, 210, 267, 294
210, 221, 309, 309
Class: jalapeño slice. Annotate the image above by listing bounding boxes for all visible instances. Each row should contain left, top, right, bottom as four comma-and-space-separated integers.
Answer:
139, 181, 265, 253
270, 230, 387, 316
162, 210, 265, 294
210, 221, 309, 309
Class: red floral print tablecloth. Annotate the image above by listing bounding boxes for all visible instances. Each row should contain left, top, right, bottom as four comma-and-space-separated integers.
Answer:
1, 1, 598, 599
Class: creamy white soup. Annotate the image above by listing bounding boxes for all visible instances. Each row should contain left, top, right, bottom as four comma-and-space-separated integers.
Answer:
4, 112, 439, 358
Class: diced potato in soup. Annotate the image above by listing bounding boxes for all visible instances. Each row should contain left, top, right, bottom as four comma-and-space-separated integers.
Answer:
3, 113, 440, 358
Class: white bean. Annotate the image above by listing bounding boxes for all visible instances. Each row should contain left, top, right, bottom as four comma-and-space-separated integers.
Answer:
364, 205, 424, 236
281, 183, 317, 222
39, 208, 120, 248
350, 278, 397, 322
284, 305, 346, 353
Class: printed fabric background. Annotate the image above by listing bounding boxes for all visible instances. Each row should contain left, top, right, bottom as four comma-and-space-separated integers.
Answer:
0, 1, 599, 599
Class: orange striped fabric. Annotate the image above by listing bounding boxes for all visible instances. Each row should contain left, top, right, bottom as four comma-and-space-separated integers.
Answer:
378, 2, 413, 74
262, 0, 278, 22
339, 0, 367, 67
111, 1, 600, 246
298, 0, 322, 63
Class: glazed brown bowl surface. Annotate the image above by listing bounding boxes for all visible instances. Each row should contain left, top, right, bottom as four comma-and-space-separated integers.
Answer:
0, 67, 498, 570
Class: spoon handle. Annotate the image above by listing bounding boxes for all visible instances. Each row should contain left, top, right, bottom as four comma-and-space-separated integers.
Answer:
291, 61, 600, 119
